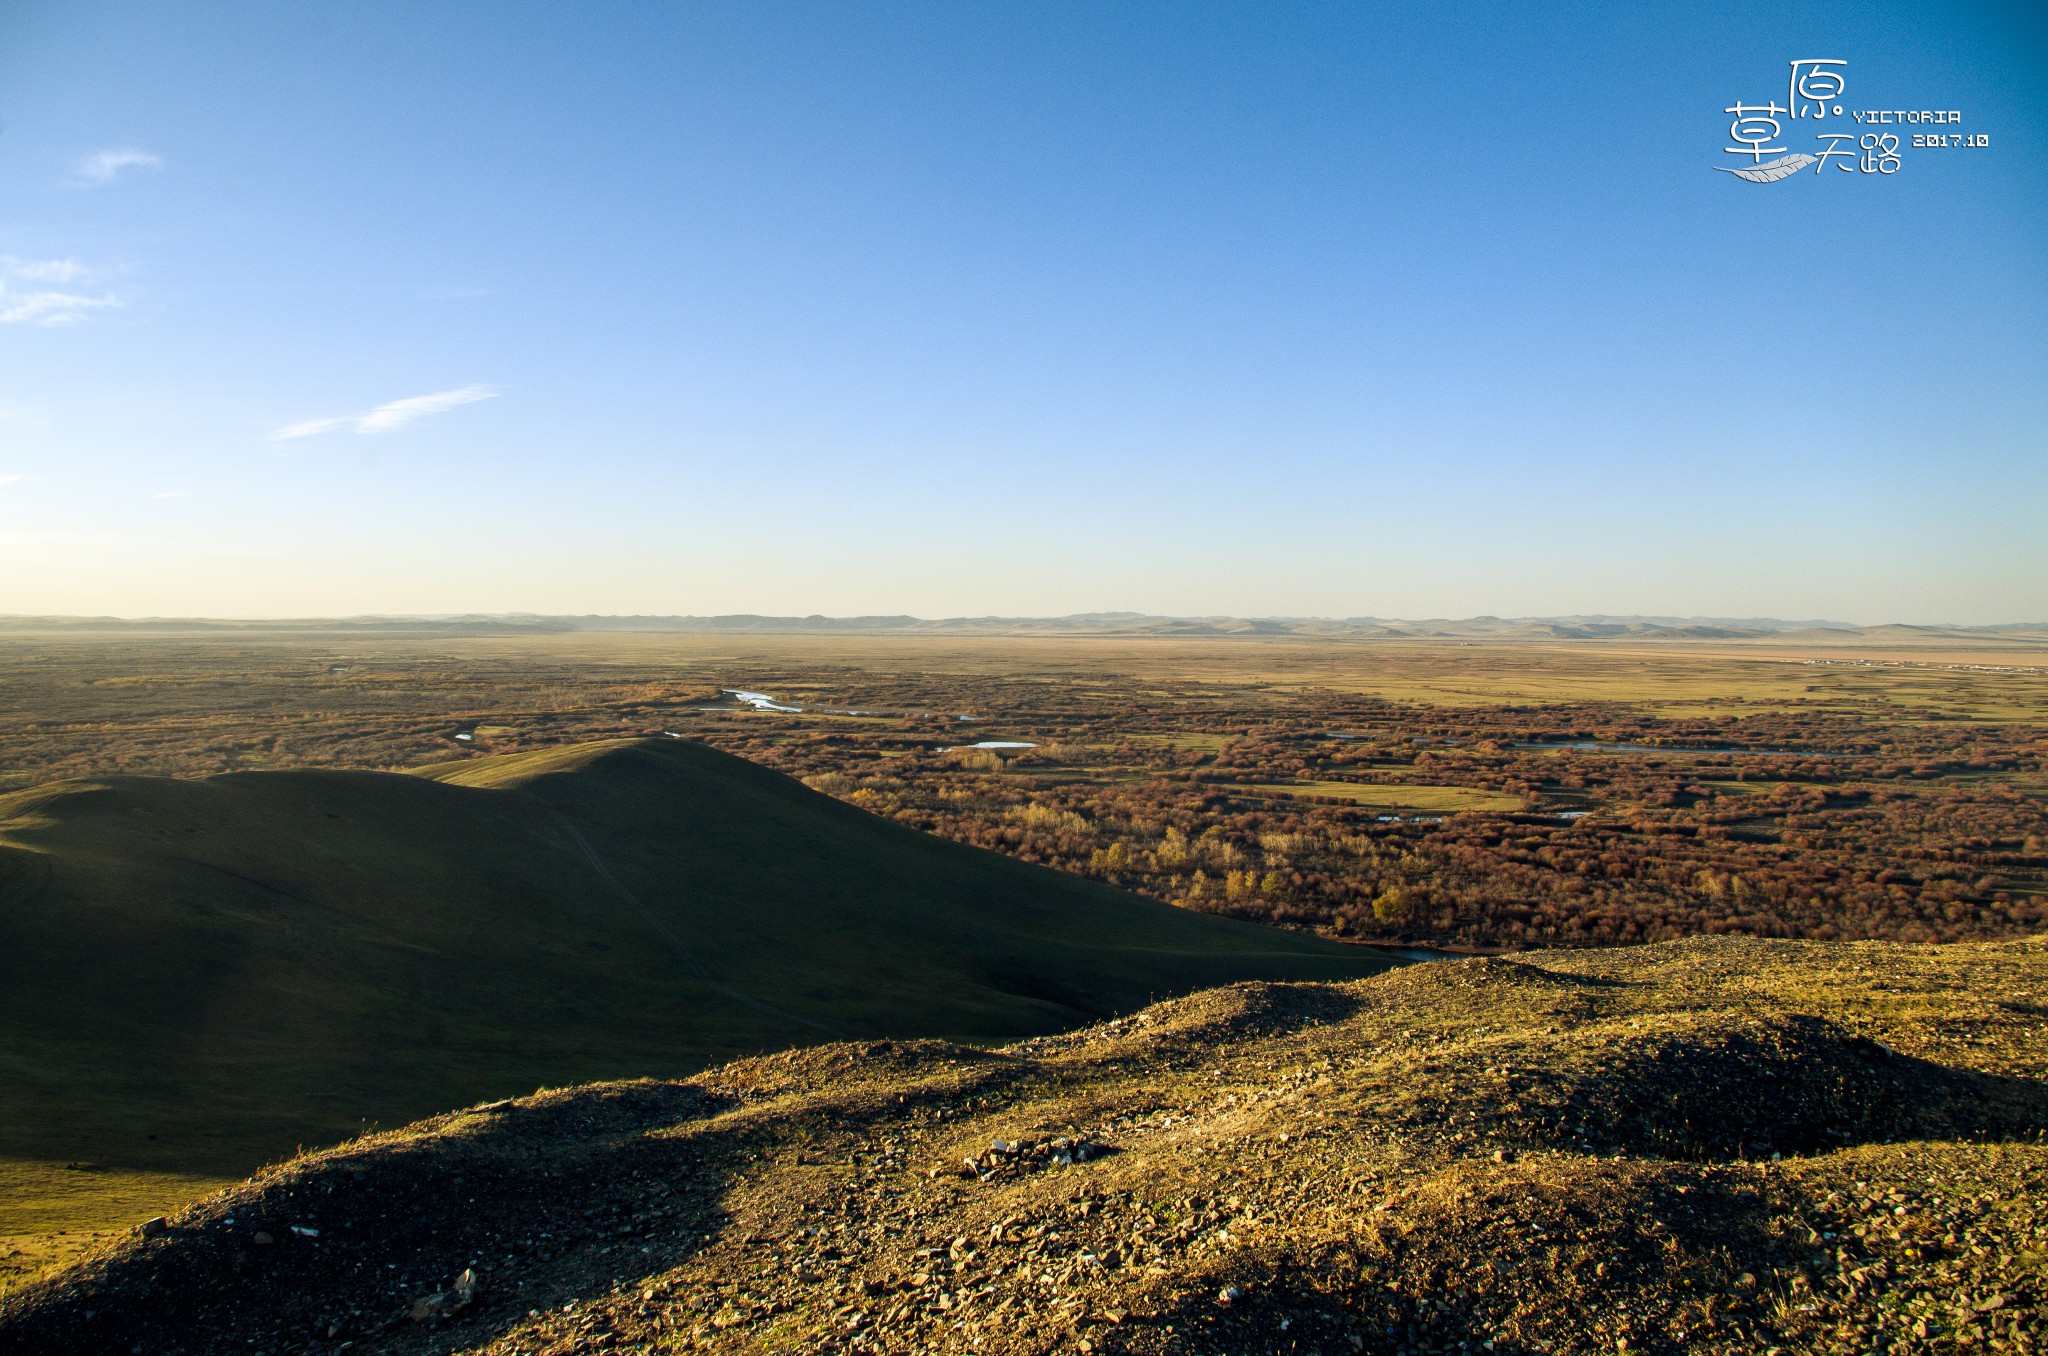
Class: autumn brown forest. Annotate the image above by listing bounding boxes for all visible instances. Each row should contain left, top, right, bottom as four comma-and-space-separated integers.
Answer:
6, 630, 2043, 954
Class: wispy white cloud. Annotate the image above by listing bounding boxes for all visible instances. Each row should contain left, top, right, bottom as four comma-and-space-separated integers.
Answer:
271, 385, 498, 439
0, 475, 24, 487
0, 290, 118, 324
6, 258, 87, 283
151, 490, 188, 499
356, 387, 498, 432
66, 147, 164, 188
0, 256, 119, 325
271, 415, 352, 439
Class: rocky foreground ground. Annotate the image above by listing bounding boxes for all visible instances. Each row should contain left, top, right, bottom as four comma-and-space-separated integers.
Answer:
3, 935, 2045, 1356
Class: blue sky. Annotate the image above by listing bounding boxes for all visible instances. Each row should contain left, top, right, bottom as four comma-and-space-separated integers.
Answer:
0, 0, 2042, 621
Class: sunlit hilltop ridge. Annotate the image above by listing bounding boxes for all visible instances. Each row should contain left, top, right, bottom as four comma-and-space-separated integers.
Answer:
5, 936, 2045, 1354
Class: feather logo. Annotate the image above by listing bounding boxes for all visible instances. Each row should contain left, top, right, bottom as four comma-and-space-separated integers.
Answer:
1714, 153, 1817, 182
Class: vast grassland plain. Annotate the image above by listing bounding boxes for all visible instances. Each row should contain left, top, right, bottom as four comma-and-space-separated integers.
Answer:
4, 630, 2040, 950
1, 630, 2043, 1296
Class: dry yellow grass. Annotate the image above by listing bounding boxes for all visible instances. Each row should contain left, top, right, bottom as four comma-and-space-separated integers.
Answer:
0, 1160, 231, 1297
0, 1160, 231, 1237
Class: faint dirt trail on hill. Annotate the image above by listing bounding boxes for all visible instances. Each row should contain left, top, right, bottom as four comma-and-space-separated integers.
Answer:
550, 815, 848, 1039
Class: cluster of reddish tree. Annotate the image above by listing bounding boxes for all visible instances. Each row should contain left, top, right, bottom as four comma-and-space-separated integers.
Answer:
708, 703, 2047, 950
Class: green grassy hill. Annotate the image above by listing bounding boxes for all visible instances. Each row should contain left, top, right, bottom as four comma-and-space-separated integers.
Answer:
0, 738, 1389, 1239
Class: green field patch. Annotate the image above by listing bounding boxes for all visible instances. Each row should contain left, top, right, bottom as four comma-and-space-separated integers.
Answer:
1228, 781, 1525, 812
789, 713, 894, 724
1, 1157, 234, 1296
1128, 733, 1233, 752
0, 1159, 231, 1237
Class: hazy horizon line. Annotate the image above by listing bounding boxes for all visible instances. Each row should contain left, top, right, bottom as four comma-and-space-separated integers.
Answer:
4, 610, 2046, 632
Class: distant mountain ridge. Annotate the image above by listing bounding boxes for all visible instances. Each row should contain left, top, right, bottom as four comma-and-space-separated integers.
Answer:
3, 611, 2046, 642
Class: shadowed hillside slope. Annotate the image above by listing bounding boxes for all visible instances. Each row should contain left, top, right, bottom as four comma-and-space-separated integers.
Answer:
3, 935, 2043, 1356
0, 738, 1389, 1231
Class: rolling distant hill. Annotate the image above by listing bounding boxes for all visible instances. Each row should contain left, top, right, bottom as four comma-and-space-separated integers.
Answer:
0, 739, 1387, 1200
3, 612, 2044, 643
